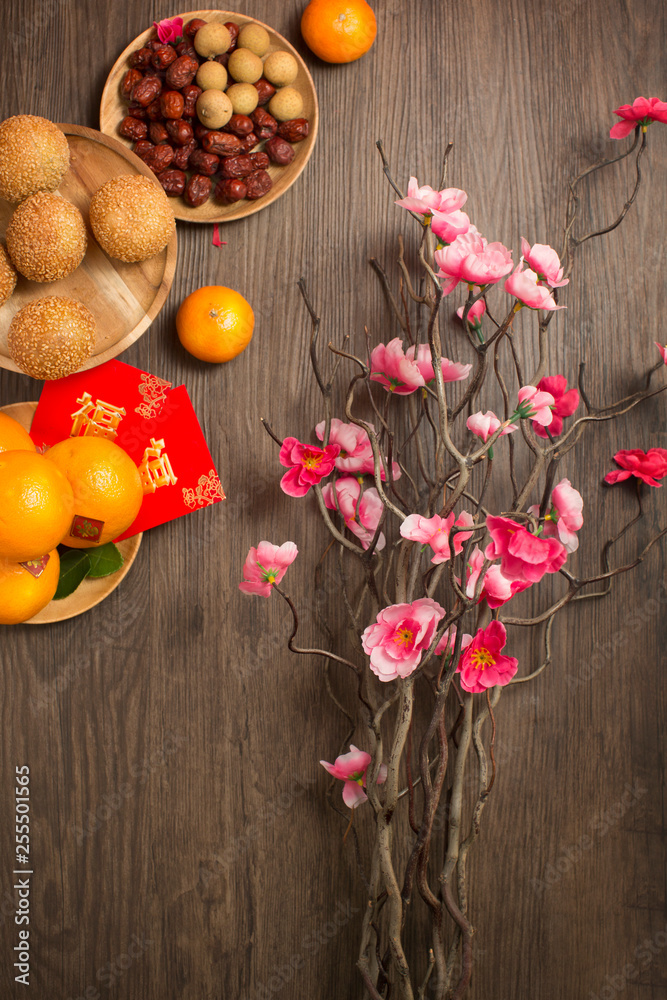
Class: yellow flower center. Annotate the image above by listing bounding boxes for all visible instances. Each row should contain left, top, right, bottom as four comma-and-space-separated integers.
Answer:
394, 627, 414, 648
471, 647, 495, 671
302, 450, 322, 469
267, 574, 276, 583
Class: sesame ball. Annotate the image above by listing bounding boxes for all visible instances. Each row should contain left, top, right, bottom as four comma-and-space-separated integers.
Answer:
8, 295, 96, 380
0, 244, 17, 306
0, 115, 70, 204
89, 175, 175, 263
6, 192, 87, 282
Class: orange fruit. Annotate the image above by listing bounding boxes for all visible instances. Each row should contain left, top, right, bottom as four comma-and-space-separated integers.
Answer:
44, 437, 143, 548
0, 450, 74, 562
0, 412, 37, 454
176, 285, 254, 363
0, 548, 60, 625
301, 0, 377, 63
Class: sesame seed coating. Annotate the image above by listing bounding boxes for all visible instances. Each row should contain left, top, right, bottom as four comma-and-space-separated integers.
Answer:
8, 295, 96, 380
6, 191, 87, 283
0, 115, 70, 204
0, 244, 17, 306
89, 175, 175, 263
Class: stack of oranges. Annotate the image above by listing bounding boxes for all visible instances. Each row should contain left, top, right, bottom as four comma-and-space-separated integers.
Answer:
0, 413, 143, 625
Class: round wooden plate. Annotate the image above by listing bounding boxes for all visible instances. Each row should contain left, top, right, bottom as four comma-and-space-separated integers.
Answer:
1, 401, 143, 625
0, 124, 177, 377
100, 9, 319, 223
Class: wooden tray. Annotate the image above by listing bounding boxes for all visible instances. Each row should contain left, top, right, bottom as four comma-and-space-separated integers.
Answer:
100, 9, 319, 223
0, 124, 177, 377
1, 401, 143, 624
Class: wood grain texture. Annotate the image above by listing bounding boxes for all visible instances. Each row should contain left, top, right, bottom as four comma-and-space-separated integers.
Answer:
0, 2, 665, 998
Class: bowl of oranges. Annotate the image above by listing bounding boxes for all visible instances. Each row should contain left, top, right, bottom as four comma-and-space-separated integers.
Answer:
0, 402, 142, 625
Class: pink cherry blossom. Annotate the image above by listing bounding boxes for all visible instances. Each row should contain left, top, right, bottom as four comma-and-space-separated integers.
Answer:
457, 620, 518, 693
655, 343, 667, 365
464, 546, 530, 609
369, 338, 425, 395
435, 232, 514, 296
153, 16, 184, 43
520, 238, 569, 288
314, 418, 401, 480
505, 264, 565, 311
604, 448, 667, 488
532, 375, 579, 439
400, 511, 474, 564
239, 540, 298, 598
456, 298, 486, 329
361, 598, 446, 681
434, 626, 473, 657
395, 178, 468, 217
485, 515, 567, 584
279, 437, 339, 497
528, 478, 584, 553
320, 745, 387, 809
466, 411, 517, 443
431, 208, 471, 243
405, 344, 472, 385
610, 97, 667, 139
322, 476, 386, 551
517, 386, 555, 427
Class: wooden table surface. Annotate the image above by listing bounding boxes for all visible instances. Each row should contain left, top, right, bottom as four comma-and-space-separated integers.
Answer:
1, 2, 665, 998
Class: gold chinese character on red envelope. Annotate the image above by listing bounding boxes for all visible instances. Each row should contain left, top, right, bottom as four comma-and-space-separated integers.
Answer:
139, 438, 178, 494
70, 392, 126, 440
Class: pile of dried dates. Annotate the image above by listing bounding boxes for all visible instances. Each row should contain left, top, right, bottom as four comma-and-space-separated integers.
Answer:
117, 17, 310, 207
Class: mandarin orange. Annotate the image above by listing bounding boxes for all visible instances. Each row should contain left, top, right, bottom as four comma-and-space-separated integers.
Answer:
175, 285, 254, 363
301, 0, 377, 63
0, 450, 73, 562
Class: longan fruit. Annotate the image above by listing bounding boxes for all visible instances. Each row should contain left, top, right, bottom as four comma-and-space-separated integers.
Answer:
194, 23, 232, 59
237, 23, 270, 57
263, 51, 298, 87
268, 86, 304, 122
196, 90, 233, 129
196, 61, 228, 90
226, 83, 259, 115
227, 48, 264, 84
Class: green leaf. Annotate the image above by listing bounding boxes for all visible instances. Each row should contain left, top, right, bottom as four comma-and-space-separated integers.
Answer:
54, 551, 92, 600
85, 542, 124, 579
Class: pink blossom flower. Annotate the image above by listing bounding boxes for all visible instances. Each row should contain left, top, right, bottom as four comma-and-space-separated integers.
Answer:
279, 437, 340, 497
456, 298, 487, 329
485, 515, 567, 583
466, 411, 517, 443
528, 478, 584, 553
464, 546, 530, 609
531, 375, 579, 439
212, 223, 226, 247
320, 745, 387, 809
361, 598, 446, 681
431, 209, 471, 244
434, 626, 473, 657
604, 448, 667, 488
239, 540, 298, 598
435, 232, 513, 296
610, 97, 667, 139
322, 476, 386, 551
400, 511, 474, 564
369, 338, 425, 395
395, 178, 467, 217
520, 238, 569, 288
655, 343, 667, 365
516, 386, 555, 427
153, 16, 184, 43
457, 621, 518, 693
405, 344, 472, 385
505, 265, 565, 311
314, 418, 401, 480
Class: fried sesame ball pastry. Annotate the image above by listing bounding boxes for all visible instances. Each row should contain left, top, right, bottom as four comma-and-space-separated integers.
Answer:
0, 115, 70, 203
89, 175, 175, 263
0, 244, 17, 306
8, 295, 96, 380
6, 191, 87, 282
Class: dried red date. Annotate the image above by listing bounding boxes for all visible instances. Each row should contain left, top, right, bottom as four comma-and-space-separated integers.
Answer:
166, 54, 198, 89
249, 150, 271, 170
224, 21, 239, 51
175, 40, 197, 58
127, 102, 148, 120
277, 118, 310, 143
131, 76, 162, 107
194, 123, 213, 142
189, 149, 220, 176
254, 78, 276, 106
184, 17, 206, 38
214, 53, 230, 68
133, 140, 153, 158
225, 114, 254, 137
149, 121, 169, 144
181, 84, 202, 119
219, 154, 254, 179
119, 116, 148, 141
130, 46, 152, 69
160, 90, 184, 120
238, 131, 259, 154
202, 131, 242, 156
157, 168, 187, 197
245, 169, 272, 200
151, 44, 177, 70
215, 178, 247, 204
137, 143, 174, 174
121, 69, 143, 101
184, 174, 212, 207
146, 98, 164, 121
250, 108, 277, 140
265, 136, 294, 165
172, 139, 197, 171
165, 119, 194, 146
148, 39, 163, 52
